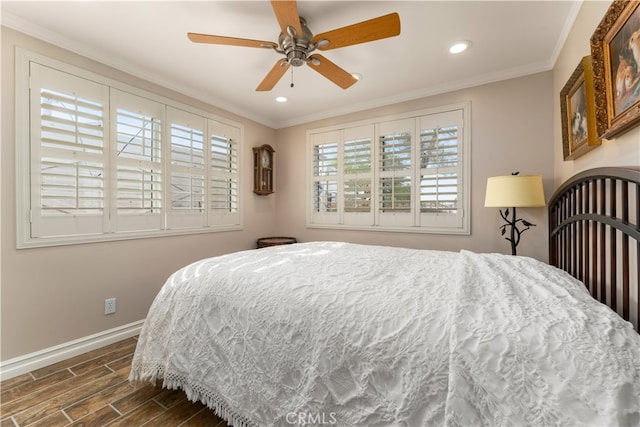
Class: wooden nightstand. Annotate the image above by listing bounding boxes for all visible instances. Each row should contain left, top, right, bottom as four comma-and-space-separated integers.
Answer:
256, 236, 297, 248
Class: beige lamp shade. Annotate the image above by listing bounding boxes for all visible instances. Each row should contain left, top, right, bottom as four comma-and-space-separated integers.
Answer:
484, 175, 545, 207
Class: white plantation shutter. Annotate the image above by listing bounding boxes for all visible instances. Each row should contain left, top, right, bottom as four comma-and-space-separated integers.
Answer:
30, 63, 108, 238
209, 120, 240, 226
18, 51, 245, 247
378, 119, 413, 227
111, 89, 164, 232
307, 103, 469, 234
310, 131, 339, 224
167, 107, 206, 229
419, 110, 464, 228
342, 125, 373, 225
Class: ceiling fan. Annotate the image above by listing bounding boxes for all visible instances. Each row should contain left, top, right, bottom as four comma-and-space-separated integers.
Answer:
187, 1, 400, 91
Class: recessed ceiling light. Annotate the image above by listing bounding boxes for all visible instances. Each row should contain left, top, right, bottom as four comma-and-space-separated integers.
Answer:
449, 41, 472, 54
275, 96, 287, 103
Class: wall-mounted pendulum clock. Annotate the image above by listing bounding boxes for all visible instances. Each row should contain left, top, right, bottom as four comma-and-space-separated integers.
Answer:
253, 144, 274, 195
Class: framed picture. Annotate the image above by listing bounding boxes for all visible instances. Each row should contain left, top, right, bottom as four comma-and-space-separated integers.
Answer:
590, 0, 640, 139
560, 56, 601, 160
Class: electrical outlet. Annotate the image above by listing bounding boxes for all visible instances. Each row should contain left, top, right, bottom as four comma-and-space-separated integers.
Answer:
104, 298, 116, 315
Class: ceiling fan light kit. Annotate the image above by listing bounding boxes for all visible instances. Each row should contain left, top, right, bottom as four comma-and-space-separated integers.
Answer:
187, 1, 400, 91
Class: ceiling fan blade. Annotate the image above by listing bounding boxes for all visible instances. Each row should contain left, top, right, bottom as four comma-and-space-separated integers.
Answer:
307, 54, 357, 89
312, 12, 400, 51
270, 0, 302, 38
187, 33, 277, 49
256, 59, 291, 91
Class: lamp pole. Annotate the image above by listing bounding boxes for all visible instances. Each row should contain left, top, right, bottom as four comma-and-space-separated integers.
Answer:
498, 206, 535, 256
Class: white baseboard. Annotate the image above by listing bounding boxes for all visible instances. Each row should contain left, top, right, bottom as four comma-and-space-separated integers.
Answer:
0, 320, 144, 381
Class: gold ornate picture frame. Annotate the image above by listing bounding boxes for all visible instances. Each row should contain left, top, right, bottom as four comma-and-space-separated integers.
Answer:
560, 56, 601, 160
590, 0, 640, 139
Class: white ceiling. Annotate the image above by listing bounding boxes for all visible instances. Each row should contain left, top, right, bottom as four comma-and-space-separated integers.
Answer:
1, 1, 581, 129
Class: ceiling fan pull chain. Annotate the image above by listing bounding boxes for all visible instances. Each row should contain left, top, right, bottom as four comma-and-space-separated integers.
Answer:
290, 67, 295, 88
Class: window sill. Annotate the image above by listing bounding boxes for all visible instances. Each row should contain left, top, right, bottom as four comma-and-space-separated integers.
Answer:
17, 224, 243, 249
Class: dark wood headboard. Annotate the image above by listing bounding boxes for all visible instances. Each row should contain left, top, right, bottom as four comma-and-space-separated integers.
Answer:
549, 167, 640, 331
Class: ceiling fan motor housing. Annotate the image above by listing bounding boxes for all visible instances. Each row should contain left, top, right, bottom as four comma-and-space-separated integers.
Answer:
278, 17, 314, 67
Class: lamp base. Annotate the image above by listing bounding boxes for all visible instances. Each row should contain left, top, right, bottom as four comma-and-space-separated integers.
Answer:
498, 206, 536, 256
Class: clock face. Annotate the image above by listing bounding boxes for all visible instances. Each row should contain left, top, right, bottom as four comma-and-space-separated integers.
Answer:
261, 150, 271, 168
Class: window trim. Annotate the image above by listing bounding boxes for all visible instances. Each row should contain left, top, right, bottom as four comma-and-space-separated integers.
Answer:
15, 48, 243, 249
306, 102, 471, 235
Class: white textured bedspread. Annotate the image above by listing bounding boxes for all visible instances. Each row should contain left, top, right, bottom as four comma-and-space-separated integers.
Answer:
130, 242, 640, 426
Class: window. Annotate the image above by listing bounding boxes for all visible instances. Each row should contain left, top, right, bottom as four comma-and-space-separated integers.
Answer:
307, 104, 470, 234
17, 49, 242, 248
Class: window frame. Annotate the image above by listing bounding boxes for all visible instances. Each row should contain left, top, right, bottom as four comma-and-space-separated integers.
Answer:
306, 102, 471, 235
15, 48, 243, 249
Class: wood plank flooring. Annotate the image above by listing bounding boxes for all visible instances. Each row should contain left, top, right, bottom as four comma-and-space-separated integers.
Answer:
0, 337, 231, 426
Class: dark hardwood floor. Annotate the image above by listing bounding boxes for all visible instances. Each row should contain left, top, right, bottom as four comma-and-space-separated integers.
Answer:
0, 337, 230, 426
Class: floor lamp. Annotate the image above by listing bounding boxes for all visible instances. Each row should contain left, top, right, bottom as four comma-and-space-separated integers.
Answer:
484, 173, 546, 256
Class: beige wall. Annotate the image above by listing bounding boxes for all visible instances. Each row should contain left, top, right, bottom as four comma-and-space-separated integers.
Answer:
1, 27, 277, 360
274, 72, 555, 260
553, 1, 640, 183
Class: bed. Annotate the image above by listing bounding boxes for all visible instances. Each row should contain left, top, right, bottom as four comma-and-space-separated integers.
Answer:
130, 167, 640, 427
549, 167, 640, 332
